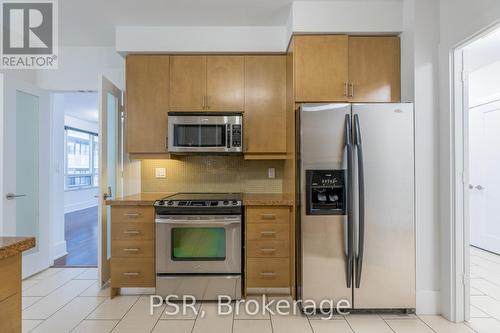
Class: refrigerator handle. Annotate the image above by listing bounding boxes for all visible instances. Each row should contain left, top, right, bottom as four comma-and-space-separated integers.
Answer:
345, 114, 354, 289
354, 114, 365, 289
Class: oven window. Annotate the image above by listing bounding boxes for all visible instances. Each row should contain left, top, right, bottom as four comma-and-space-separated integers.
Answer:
171, 228, 226, 260
173, 124, 226, 147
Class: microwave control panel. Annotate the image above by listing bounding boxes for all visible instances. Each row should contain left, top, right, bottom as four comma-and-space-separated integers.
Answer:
231, 124, 242, 148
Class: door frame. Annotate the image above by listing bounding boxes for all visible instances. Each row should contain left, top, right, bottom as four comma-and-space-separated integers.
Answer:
451, 22, 500, 322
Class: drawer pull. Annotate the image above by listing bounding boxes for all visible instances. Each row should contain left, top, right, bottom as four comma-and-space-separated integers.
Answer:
123, 248, 140, 252
260, 248, 276, 253
260, 231, 276, 237
124, 213, 141, 217
123, 230, 140, 235
260, 272, 277, 278
123, 272, 140, 276
261, 214, 276, 220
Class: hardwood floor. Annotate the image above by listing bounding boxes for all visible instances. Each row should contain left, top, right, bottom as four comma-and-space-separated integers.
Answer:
53, 207, 98, 268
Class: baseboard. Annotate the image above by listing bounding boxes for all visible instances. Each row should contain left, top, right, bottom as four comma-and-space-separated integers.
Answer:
64, 200, 98, 214
416, 290, 441, 314
52, 240, 67, 260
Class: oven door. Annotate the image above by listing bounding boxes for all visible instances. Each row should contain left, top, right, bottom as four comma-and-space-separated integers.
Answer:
156, 215, 241, 274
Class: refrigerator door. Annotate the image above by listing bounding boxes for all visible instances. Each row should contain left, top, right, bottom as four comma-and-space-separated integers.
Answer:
299, 103, 353, 307
351, 103, 415, 309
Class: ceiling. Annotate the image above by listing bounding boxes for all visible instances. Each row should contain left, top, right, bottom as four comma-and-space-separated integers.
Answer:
59, 0, 400, 47
63, 92, 99, 123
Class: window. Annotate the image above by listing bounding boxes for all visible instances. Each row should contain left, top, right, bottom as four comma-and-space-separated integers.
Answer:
65, 127, 99, 190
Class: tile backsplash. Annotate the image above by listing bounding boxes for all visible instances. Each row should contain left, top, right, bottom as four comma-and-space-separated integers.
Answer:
141, 156, 283, 193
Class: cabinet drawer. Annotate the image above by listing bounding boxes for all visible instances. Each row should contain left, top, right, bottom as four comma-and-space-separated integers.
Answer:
112, 223, 154, 240
111, 240, 154, 258
247, 223, 289, 241
247, 240, 289, 258
111, 258, 155, 288
111, 206, 154, 223
246, 207, 289, 224
246, 258, 289, 288
0, 293, 21, 333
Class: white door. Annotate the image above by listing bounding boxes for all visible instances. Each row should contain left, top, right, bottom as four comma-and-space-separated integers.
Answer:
98, 76, 123, 287
0, 74, 51, 277
469, 100, 500, 254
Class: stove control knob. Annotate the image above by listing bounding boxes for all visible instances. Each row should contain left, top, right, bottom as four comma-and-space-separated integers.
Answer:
157, 200, 165, 206
167, 201, 174, 206
232, 201, 238, 205
223, 200, 229, 205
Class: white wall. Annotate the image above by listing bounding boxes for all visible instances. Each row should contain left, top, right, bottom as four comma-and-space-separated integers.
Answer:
438, 0, 500, 321
36, 46, 124, 91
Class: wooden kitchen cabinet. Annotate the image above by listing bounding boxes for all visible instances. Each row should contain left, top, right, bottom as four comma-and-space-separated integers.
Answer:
294, 35, 349, 102
170, 55, 244, 111
245, 206, 292, 293
206, 56, 244, 111
110, 206, 155, 297
292, 35, 401, 103
170, 55, 206, 111
126, 55, 170, 154
244, 56, 287, 157
348, 36, 401, 102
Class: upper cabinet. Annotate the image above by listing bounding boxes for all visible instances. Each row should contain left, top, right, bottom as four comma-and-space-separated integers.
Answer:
244, 55, 287, 156
207, 56, 245, 111
348, 36, 400, 102
294, 35, 349, 102
169, 56, 206, 111
170, 55, 244, 111
293, 35, 401, 103
126, 55, 170, 155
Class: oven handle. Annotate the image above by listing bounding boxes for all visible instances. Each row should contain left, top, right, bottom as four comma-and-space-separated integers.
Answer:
155, 218, 241, 226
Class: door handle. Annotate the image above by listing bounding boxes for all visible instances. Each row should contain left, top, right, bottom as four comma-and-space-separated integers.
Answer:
354, 114, 365, 289
475, 185, 485, 191
6, 193, 26, 200
468, 184, 474, 190
103, 186, 112, 200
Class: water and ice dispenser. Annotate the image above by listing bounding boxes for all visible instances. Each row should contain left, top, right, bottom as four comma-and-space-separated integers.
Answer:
305, 170, 346, 215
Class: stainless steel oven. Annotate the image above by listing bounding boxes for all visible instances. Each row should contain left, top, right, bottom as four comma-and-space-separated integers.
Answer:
168, 112, 243, 153
154, 193, 242, 300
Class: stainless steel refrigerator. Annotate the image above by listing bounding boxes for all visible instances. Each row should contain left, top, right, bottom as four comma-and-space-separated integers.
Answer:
297, 103, 415, 310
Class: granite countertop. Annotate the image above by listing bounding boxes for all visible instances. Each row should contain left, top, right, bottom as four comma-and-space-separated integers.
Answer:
107, 192, 294, 206
0, 237, 36, 260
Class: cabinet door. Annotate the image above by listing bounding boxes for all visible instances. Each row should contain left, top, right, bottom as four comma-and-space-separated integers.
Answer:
294, 35, 349, 102
244, 56, 287, 154
206, 56, 245, 111
348, 36, 401, 102
126, 55, 169, 153
170, 55, 206, 111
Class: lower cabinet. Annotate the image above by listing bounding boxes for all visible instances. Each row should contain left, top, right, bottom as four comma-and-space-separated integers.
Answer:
245, 206, 292, 293
110, 206, 155, 296
0, 254, 21, 333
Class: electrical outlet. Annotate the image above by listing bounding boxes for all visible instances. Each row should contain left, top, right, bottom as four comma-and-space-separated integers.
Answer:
155, 167, 166, 178
268, 167, 276, 179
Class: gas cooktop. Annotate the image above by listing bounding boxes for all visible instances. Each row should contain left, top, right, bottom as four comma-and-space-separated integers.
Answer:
154, 192, 242, 208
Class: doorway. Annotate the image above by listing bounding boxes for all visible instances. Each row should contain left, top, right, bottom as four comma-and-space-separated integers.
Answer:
52, 92, 100, 268
455, 26, 500, 326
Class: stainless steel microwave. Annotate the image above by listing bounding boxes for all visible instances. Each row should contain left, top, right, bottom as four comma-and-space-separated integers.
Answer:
168, 112, 243, 154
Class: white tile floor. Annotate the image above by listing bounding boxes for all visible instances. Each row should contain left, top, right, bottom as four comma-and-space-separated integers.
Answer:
20, 248, 499, 333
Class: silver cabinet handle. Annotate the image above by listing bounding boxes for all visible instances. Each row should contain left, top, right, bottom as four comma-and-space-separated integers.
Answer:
123, 272, 140, 276
260, 231, 276, 237
123, 230, 140, 235
260, 272, 276, 278
349, 82, 355, 97
344, 82, 349, 96
123, 248, 140, 252
6, 193, 26, 200
261, 214, 276, 220
124, 213, 141, 217
475, 185, 485, 191
260, 248, 276, 253
207, 96, 211, 109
